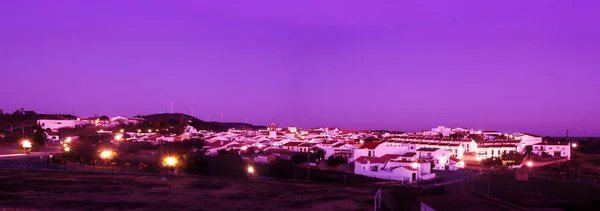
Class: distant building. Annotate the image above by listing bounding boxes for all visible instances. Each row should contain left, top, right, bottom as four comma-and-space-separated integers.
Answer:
37, 119, 78, 131
419, 126, 452, 137
44, 131, 60, 142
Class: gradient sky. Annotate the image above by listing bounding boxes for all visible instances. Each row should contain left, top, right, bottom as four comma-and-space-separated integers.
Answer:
1, 1, 599, 136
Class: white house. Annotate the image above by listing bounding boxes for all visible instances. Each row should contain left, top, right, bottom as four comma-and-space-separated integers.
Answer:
354, 154, 435, 183
204, 140, 240, 155
476, 141, 518, 160
448, 157, 465, 170
419, 126, 452, 137
330, 142, 356, 159
44, 131, 60, 142
109, 116, 144, 126
255, 154, 277, 164
416, 148, 451, 170
353, 141, 385, 160
514, 133, 543, 152
37, 119, 78, 131
532, 141, 571, 160
184, 125, 199, 135
281, 141, 304, 152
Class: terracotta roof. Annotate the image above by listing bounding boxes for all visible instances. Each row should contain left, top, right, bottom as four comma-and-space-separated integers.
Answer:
299, 143, 318, 147
355, 156, 375, 164
282, 142, 303, 147
402, 166, 418, 171
227, 144, 243, 148
449, 157, 461, 162
477, 145, 517, 148
522, 133, 541, 138
401, 152, 417, 157
208, 141, 232, 147
332, 143, 345, 148
358, 141, 383, 149
534, 141, 568, 146
355, 154, 402, 164
374, 154, 403, 163
416, 148, 440, 152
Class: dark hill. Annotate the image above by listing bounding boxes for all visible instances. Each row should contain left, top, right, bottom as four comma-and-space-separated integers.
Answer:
143, 113, 265, 132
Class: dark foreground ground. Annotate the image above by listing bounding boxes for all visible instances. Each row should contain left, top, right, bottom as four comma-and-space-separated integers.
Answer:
0, 171, 382, 211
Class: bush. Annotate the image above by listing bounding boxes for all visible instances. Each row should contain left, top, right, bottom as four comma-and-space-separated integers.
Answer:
481, 157, 502, 166
501, 151, 524, 165
326, 155, 348, 167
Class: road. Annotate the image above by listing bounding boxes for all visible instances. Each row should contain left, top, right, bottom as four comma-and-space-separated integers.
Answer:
0, 142, 62, 159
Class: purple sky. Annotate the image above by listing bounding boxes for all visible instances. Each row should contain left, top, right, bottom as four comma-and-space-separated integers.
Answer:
1, 1, 599, 136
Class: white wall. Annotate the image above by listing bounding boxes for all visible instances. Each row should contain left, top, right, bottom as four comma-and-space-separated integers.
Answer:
532, 144, 570, 158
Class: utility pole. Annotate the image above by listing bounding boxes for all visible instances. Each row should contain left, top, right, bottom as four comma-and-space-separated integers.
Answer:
191, 108, 194, 117
221, 113, 224, 123
207, 112, 210, 122
245, 116, 248, 124
170, 102, 174, 114
307, 150, 310, 181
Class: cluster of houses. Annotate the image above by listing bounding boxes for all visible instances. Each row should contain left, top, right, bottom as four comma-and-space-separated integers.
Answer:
37, 116, 144, 132
200, 125, 573, 183
37, 117, 573, 183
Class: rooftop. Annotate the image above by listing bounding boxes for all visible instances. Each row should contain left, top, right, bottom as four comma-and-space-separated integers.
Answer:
358, 141, 383, 149
416, 148, 440, 152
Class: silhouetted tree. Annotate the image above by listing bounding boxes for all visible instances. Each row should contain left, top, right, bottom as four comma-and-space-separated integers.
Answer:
311, 147, 326, 161
291, 153, 308, 164
481, 157, 502, 166
326, 155, 348, 167
501, 151, 523, 165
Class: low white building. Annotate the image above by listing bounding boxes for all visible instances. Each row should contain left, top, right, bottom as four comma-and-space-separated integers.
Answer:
419, 126, 452, 137
532, 141, 571, 160
37, 119, 79, 131
514, 133, 543, 152
354, 153, 435, 183
476, 142, 518, 160
44, 131, 60, 142
255, 154, 277, 164
416, 148, 450, 170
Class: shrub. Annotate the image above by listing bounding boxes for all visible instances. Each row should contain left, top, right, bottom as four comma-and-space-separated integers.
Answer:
326, 155, 348, 167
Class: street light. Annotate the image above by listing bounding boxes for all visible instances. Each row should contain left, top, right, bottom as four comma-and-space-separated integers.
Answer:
247, 166, 255, 174
572, 143, 577, 148
115, 134, 123, 141
64, 137, 72, 143
120, 129, 124, 133
100, 150, 114, 160
64, 146, 70, 152
526, 161, 533, 167
163, 156, 178, 167
22, 140, 32, 149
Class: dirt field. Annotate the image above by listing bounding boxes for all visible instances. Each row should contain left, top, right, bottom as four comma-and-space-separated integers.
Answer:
0, 170, 381, 211
472, 173, 600, 210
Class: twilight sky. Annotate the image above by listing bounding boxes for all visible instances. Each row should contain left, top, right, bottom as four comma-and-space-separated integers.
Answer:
1, 0, 599, 136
